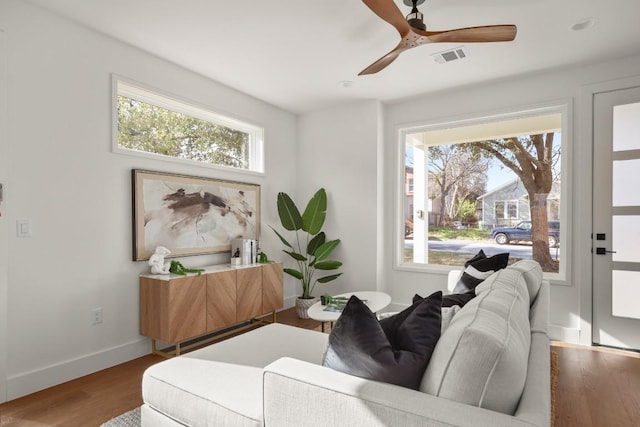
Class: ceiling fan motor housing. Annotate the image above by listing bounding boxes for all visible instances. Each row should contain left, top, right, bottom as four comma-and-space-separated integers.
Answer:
406, 11, 426, 30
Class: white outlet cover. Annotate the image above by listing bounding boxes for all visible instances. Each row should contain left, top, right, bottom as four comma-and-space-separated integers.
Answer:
91, 308, 103, 324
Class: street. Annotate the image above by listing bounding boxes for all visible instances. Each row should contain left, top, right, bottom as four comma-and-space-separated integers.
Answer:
405, 238, 561, 261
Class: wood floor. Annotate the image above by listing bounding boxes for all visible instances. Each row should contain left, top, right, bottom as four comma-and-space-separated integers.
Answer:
553, 341, 640, 426
1, 308, 639, 426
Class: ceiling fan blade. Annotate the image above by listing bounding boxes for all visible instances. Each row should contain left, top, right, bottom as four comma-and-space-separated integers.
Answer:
362, 0, 411, 36
358, 47, 403, 75
418, 25, 517, 43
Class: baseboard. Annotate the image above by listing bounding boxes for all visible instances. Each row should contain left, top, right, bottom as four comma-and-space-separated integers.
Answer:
282, 295, 296, 310
548, 324, 581, 344
6, 338, 151, 401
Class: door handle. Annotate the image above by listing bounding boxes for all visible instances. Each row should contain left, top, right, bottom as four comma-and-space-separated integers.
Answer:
595, 247, 617, 255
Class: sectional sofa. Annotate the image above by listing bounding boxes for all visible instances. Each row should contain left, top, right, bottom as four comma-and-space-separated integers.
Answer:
141, 259, 550, 426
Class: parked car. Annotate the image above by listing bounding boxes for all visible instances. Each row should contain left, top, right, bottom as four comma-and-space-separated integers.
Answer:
491, 220, 560, 247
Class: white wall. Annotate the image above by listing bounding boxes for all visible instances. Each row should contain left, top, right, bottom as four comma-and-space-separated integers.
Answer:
0, 28, 9, 403
382, 56, 640, 343
0, 0, 297, 401
296, 101, 381, 297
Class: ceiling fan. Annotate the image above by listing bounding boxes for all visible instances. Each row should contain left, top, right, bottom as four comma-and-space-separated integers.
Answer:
359, 0, 517, 75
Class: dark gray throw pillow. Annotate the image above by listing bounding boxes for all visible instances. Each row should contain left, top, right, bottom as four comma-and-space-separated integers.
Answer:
413, 291, 476, 308
464, 249, 488, 266
322, 292, 442, 390
452, 251, 510, 293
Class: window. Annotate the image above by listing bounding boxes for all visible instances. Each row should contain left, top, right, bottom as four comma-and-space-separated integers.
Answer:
399, 105, 568, 279
507, 201, 518, 219
113, 78, 264, 173
495, 200, 519, 222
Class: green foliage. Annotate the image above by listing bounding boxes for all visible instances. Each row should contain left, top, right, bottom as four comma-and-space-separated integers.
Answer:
169, 261, 205, 276
117, 96, 249, 168
301, 189, 327, 235
456, 199, 478, 223
271, 189, 342, 299
405, 250, 526, 268
320, 294, 349, 310
428, 227, 490, 241
258, 252, 270, 264
276, 192, 303, 231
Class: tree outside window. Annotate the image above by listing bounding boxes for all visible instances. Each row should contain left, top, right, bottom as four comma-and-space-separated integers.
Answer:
402, 109, 564, 275
114, 79, 264, 172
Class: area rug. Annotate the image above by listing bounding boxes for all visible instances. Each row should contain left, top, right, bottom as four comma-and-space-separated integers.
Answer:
100, 407, 140, 427
551, 350, 559, 427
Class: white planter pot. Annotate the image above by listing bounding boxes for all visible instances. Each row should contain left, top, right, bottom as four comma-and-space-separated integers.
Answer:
295, 296, 319, 319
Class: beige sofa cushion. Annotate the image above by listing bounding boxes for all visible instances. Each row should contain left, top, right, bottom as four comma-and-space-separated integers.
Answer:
506, 259, 544, 304
420, 267, 531, 415
142, 324, 328, 427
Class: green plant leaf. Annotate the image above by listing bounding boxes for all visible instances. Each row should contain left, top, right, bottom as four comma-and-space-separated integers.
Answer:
277, 192, 302, 231
313, 239, 340, 261
273, 187, 342, 298
302, 188, 327, 235
284, 250, 308, 261
307, 232, 326, 256
284, 268, 303, 280
317, 273, 343, 283
269, 225, 293, 249
314, 260, 342, 270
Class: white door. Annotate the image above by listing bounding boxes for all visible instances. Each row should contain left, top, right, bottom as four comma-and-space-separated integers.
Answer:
0, 29, 7, 402
593, 86, 640, 350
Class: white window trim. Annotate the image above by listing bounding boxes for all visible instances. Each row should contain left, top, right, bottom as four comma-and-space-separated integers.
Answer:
496, 200, 519, 220
394, 100, 572, 285
111, 75, 265, 175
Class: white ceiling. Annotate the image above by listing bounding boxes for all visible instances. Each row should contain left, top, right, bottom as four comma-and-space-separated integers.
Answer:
25, 0, 640, 114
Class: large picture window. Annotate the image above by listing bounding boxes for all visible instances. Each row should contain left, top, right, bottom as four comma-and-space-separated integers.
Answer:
113, 78, 264, 173
400, 105, 568, 279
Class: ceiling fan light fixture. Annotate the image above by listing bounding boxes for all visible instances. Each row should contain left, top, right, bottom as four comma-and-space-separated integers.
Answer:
406, 11, 426, 31
405, 0, 427, 31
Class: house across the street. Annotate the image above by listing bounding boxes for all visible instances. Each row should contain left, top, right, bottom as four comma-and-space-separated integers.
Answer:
478, 179, 561, 229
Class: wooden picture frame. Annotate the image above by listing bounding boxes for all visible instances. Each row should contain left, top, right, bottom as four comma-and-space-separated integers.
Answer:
132, 169, 260, 261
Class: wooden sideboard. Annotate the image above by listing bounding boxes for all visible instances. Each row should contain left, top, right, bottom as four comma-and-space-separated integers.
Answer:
140, 262, 283, 357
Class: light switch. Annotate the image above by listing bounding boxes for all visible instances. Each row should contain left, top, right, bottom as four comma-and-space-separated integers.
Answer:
17, 220, 32, 237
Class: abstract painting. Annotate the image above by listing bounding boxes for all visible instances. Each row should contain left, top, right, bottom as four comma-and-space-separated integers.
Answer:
132, 169, 260, 261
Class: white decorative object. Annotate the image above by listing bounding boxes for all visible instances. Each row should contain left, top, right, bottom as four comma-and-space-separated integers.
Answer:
149, 246, 171, 274
231, 238, 257, 265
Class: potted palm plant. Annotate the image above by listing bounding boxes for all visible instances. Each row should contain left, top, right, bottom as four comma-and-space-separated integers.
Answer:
270, 188, 343, 318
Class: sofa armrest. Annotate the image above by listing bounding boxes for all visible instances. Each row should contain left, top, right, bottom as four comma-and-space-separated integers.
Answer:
263, 358, 541, 427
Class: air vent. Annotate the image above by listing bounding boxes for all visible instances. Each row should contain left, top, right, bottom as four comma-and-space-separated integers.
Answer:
431, 46, 468, 64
